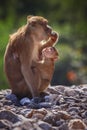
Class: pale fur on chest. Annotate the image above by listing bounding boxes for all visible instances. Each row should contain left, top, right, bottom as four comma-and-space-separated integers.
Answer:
32, 44, 39, 61
32, 40, 45, 61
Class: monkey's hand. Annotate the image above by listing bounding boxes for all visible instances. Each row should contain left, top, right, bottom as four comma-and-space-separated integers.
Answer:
40, 31, 59, 52
51, 31, 59, 44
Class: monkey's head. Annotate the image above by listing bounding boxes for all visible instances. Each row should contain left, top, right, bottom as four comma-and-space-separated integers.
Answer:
42, 47, 59, 61
27, 15, 56, 41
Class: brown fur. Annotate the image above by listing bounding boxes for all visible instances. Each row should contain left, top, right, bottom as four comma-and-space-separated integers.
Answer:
32, 46, 59, 92
4, 16, 58, 98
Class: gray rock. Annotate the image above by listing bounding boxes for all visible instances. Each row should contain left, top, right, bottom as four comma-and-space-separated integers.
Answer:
38, 120, 52, 130
0, 120, 12, 129
0, 85, 87, 130
39, 102, 52, 108
20, 97, 31, 105
0, 110, 21, 123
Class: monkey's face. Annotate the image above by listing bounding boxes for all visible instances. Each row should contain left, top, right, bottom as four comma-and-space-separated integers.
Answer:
42, 47, 59, 61
27, 16, 53, 41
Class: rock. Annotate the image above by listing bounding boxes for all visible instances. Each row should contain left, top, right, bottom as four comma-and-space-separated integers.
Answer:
44, 95, 50, 102
0, 110, 21, 123
0, 85, 87, 129
0, 120, 12, 129
58, 123, 69, 130
39, 102, 52, 108
20, 109, 31, 116
46, 87, 59, 94
44, 112, 59, 126
68, 119, 86, 129
13, 120, 35, 130
56, 111, 71, 120
27, 108, 47, 119
45, 94, 57, 102
82, 111, 87, 118
20, 97, 31, 105
64, 88, 77, 97
56, 120, 64, 126
6, 93, 18, 103
68, 107, 80, 113
27, 102, 40, 109
38, 120, 52, 130
13, 128, 22, 130
31, 97, 42, 103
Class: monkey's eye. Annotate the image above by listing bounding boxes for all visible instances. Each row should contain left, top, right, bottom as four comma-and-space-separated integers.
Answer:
49, 47, 54, 52
30, 21, 37, 26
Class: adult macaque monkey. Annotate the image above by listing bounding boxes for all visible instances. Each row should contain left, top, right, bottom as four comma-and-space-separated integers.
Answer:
4, 16, 58, 98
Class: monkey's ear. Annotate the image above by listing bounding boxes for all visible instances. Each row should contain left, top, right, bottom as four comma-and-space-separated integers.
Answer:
27, 15, 34, 23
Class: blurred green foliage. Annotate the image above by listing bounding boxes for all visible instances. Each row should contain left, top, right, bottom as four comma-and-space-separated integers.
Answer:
0, 0, 87, 89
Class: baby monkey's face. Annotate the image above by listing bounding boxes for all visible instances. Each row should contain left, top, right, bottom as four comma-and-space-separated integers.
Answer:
42, 47, 59, 61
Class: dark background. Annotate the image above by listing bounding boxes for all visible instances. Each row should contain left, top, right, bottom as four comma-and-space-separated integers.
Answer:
0, 0, 87, 89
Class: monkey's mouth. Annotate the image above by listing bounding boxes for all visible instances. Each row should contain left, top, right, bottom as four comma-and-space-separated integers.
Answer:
46, 25, 52, 35
54, 56, 59, 61
46, 25, 56, 35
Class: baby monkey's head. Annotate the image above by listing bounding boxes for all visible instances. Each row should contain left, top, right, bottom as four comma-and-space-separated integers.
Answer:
42, 47, 59, 61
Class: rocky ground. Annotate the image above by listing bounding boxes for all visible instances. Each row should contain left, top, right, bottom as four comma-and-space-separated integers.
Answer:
0, 85, 87, 130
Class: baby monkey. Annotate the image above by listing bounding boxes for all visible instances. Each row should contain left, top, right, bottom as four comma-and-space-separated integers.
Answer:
32, 46, 59, 93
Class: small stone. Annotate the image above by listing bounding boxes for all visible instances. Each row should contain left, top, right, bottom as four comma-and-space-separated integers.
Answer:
81, 85, 87, 91
0, 119, 12, 129
0, 110, 21, 123
44, 113, 57, 126
68, 107, 80, 113
6, 93, 18, 105
47, 87, 58, 94
58, 123, 69, 130
20, 97, 31, 105
54, 85, 65, 93
20, 109, 31, 115
38, 120, 52, 130
6, 94, 18, 101
56, 120, 64, 126
31, 97, 42, 104
45, 94, 59, 105
83, 119, 87, 126
82, 111, 87, 118
27, 108, 47, 118
64, 88, 77, 97
39, 102, 52, 108
13, 120, 33, 130
56, 96, 65, 105
68, 119, 86, 129
3, 100, 13, 106
13, 127, 21, 130
44, 95, 50, 102
32, 113, 45, 120
57, 111, 71, 120
27, 102, 40, 109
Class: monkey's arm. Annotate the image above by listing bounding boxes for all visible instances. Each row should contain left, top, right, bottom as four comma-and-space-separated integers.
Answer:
40, 31, 58, 51
32, 59, 52, 70
20, 48, 40, 97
